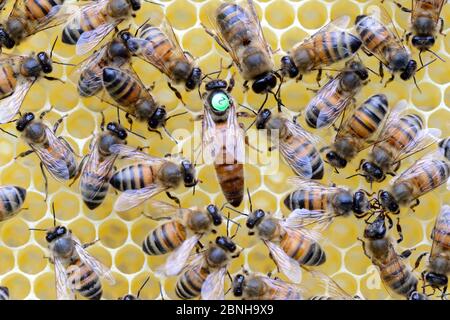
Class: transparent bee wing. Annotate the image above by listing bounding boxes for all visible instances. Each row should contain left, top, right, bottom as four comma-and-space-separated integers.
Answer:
412, 0, 446, 24
114, 184, 167, 212
264, 240, 302, 284
164, 234, 202, 277
226, 100, 245, 164
146, 200, 184, 219
309, 270, 355, 300
201, 266, 227, 300
429, 205, 450, 262
76, 21, 120, 56
202, 103, 220, 165
261, 276, 304, 300
53, 256, 75, 300
31, 127, 75, 181
287, 176, 343, 195
109, 144, 165, 164
393, 128, 441, 164
72, 236, 115, 285
241, 0, 273, 58
282, 208, 334, 231
0, 78, 33, 124
159, 17, 193, 65
69, 44, 109, 89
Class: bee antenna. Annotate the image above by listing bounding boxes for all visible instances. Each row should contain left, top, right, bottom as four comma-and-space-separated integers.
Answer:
413, 76, 422, 94
417, 58, 437, 72
136, 275, 151, 299
165, 111, 188, 121
50, 36, 58, 59
226, 212, 230, 237
52, 61, 77, 67
162, 125, 178, 145
224, 206, 248, 217
0, 127, 17, 138
44, 76, 65, 84
29, 228, 47, 232
247, 188, 253, 212
365, 66, 380, 77
125, 127, 146, 140
143, 0, 165, 6
425, 49, 445, 62
51, 202, 56, 227
346, 173, 367, 180
238, 103, 257, 115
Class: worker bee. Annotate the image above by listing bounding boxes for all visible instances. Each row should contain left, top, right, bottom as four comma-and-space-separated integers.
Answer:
0, 0, 74, 49
0, 286, 8, 300
15, 112, 78, 200
108, 144, 198, 212
119, 275, 151, 300
283, 177, 372, 225
73, 32, 131, 97
359, 213, 425, 299
142, 201, 223, 277
202, 0, 279, 98
122, 17, 202, 100
201, 79, 245, 207
255, 109, 324, 179
357, 101, 441, 184
79, 121, 127, 210
323, 94, 389, 170
304, 59, 369, 129
33, 204, 115, 300
355, 7, 418, 84
0, 47, 60, 124
0, 185, 27, 221
174, 236, 239, 300
280, 16, 362, 82
62, 0, 143, 55
414, 205, 450, 298
378, 147, 450, 214
439, 137, 450, 160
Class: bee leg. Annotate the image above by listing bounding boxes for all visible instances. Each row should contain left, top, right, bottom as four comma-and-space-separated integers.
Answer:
40, 162, 49, 201
39, 107, 53, 119
405, 32, 412, 44
125, 113, 133, 131
315, 69, 322, 87
378, 62, 384, 82
227, 75, 235, 92
357, 237, 371, 259
202, 25, 229, 53
15, 150, 34, 160
167, 82, 186, 105
166, 191, 181, 207
243, 81, 249, 92
413, 252, 428, 271
148, 128, 163, 140
385, 214, 394, 230
69, 155, 87, 187
295, 74, 303, 82
100, 112, 106, 131
159, 282, 165, 301
399, 249, 413, 259
391, 1, 411, 12
53, 115, 68, 134
384, 74, 395, 87
409, 199, 420, 212
439, 18, 445, 36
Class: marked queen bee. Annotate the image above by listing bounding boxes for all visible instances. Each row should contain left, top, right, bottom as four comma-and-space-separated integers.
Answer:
280, 15, 362, 83
0, 185, 27, 221
122, 17, 202, 101
142, 201, 223, 277
0, 0, 74, 49
108, 144, 198, 212
201, 78, 245, 207
32, 204, 115, 300
304, 59, 369, 129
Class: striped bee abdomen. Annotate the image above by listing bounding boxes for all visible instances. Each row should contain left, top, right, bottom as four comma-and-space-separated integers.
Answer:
109, 163, 156, 191
66, 259, 102, 300
62, 9, 107, 44
24, 0, 64, 21
175, 265, 209, 300
102, 67, 142, 107
0, 286, 9, 300
283, 190, 328, 211
0, 64, 17, 98
355, 15, 394, 55
408, 159, 450, 198
281, 231, 326, 266
305, 90, 347, 129
78, 68, 103, 97
380, 260, 418, 298
0, 186, 26, 221
80, 171, 111, 210
432, 207, 450, 248
439, 137, 450, 160
142, 220, 187, 255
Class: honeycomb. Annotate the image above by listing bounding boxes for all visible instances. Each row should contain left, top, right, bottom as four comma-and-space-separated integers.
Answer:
0, 0, 448, 300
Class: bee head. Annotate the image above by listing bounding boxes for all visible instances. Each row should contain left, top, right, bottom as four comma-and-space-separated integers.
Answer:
325, 150, 347, 168
379, 190, 399, 214
0, 25, 15, 49
147, 107, 167, 129
364, 213, 386, 240
205, 79, 228, 91
246, 209, 265, 229
353, 190, 370, 216
232, 274, 245, 297
120, 294, 138, 300
280, 55, 299, 78
408, 291, 429, 300
252, 72, 277, 94
400, 60, 417, 81
45, 226, 67, 243
16, 113, 35, 132
215, 236, 236, 253
334, 191, 354, 215
186, 67, 202, 91
425, 272, 448, 288
129, 0, 141, 11
106, 122, 127, 140
180, 160, 196, 188
37, 51, 53, 74
206, 204, 223, 226
256, 109, 272, 130
412, 35, 435, 50
355, 15, 367, 25
361, 161, 385, 183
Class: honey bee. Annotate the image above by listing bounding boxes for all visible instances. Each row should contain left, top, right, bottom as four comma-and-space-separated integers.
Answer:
33, 204, 115, 300
62, 0, 143, 55
74, 32, 131, 97
357, 101, 441, 184
122, 18, 202, 100
304, 59, 369, 129
0, 0, 6, 10
256, 109, 324, 179
439, 137, 450, 160
0, 48, 60, 124
79, 121, 127, 210
108, 144, 198, 212
0, 0, 74, 49
355, 7, 418, 84
15, 112, 78, 200
414, 205, 450, 298
0, 185, 27, 221
359, 213, 425, 299
283, 177, 372, 223
202, 79, 245, 207
142, 201, 223, 277
202, 0, 279, 98
378, 147, 450, 214
323, 94, 389, 170
119, 275, 151, 300
174, 236, 239, 300
280, 16, 362, 82
0, 286, 8, 300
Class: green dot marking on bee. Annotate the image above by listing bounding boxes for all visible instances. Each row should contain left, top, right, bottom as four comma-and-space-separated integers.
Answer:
211, 92, 230, 111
